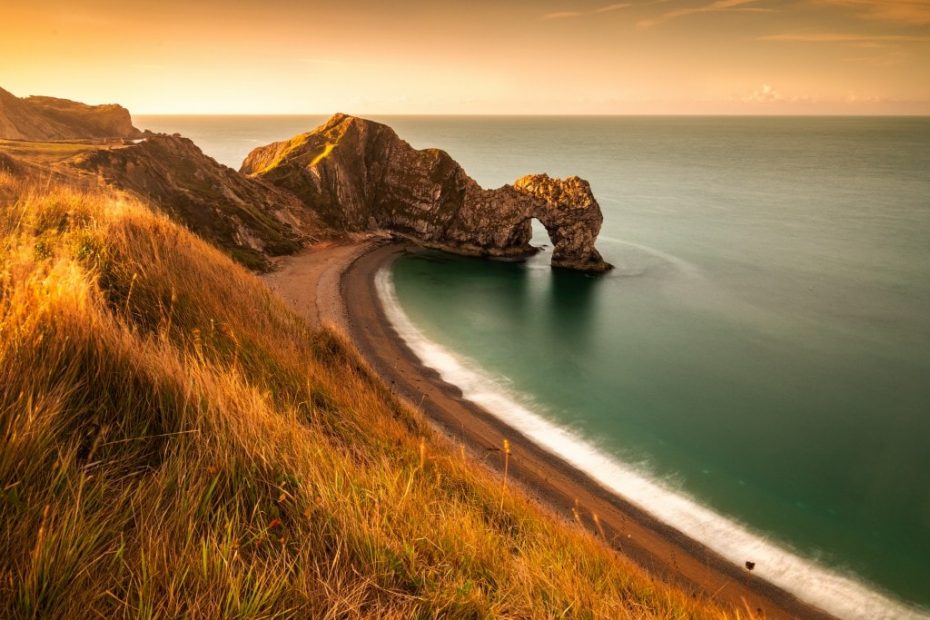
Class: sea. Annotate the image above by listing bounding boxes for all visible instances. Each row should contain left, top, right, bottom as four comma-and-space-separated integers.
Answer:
137, 115, 930, 618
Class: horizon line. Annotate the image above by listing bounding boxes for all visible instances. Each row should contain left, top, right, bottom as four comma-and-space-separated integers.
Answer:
132, 112, 930, 118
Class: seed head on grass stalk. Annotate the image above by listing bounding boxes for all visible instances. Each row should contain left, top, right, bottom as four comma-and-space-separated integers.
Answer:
592, 512, 606, 539
499, 438, 511, 510
572, 499, 582, 526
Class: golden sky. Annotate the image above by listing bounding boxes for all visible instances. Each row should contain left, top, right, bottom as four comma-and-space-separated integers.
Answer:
3, 0, 929, 114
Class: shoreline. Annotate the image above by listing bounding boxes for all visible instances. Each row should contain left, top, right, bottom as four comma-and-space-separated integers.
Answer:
265, 239, 834, 620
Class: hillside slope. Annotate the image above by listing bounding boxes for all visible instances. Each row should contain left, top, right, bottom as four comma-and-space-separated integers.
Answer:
0, 134, 329, 271
0, 178, 730, 618
72, 134, 325, 269
0, 87, 141, 141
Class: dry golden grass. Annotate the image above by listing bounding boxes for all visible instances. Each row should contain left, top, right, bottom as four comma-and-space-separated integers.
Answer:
0, 180, 742, 618
0, 139, 123, 165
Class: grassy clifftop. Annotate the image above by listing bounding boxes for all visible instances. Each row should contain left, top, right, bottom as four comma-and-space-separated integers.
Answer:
0, 87, 141, 141
72, 134, 324, 271
0, 135, 328, 272
0, 178, 732, 618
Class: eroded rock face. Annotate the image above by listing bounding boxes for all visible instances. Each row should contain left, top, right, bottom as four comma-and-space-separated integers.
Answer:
73, 135, 323, 270
513, 174, 608, 272
242, 114, 612, 272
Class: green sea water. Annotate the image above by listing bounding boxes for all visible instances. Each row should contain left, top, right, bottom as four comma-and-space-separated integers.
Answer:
138, 115, 930, 616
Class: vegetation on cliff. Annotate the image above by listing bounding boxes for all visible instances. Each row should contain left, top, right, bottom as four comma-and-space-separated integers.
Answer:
0, 174, 730, 617
2, 96, 611, 273
0, 135, 326, 271
242, 114, 612, 272
0, 87, 141, 141
72, 134, 324, 270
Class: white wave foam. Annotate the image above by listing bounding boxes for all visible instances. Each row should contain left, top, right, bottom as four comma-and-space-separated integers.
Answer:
375, 267, 928, 620
598, 236, 703, 278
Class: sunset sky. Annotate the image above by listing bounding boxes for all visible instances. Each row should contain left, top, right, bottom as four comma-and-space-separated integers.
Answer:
3, 0, 929, 114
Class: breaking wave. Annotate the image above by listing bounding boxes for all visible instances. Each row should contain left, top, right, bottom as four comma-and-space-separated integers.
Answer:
375, 267, 927, 620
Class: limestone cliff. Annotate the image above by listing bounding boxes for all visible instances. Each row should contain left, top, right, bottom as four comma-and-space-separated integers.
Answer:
71, 135, 323, 270
512, 174, 608, 271
3, 99, 611, 273
0, 87, 141, 141
241, 114, 612, 272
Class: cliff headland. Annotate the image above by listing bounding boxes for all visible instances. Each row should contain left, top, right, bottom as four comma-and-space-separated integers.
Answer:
2, 94, 612, 272
0, 87, 141, 141
242, 113, 611, 272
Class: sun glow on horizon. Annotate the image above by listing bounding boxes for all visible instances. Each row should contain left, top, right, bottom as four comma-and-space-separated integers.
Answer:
2, 0, 929, 115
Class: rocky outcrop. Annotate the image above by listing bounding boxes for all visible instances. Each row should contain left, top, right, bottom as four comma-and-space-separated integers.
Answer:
72, 135, 323, 270
2, 97, 611, 273
241, 114, 612, 272
513, 174, 607, 271
0, 87, 141, 141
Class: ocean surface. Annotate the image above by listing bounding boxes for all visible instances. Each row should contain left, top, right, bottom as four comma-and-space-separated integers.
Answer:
137, 115, 930, 617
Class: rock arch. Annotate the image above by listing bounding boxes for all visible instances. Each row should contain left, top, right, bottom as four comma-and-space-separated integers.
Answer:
513, 174, 610, 272
242, 114, 613, 273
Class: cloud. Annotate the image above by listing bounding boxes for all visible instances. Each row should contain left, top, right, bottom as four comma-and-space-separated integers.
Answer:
637, 0, 773, 29
757, 29, 928, 65
595, 3, 632, 12
542, 11, 583, 19
844, 49, 910, 65
735, 84, 832, 104
743, 83, 785, 103
300, 58, 392, 69
542, 3, 630, 20
814, 0, 930, 25
844, 91, 888, 104
757, 32, 928, 64
728, 84, 905, 108
54, 10, 115, 27
758, 33, 930, 42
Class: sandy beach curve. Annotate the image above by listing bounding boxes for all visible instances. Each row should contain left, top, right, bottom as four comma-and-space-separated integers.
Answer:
263, 238, 836, 620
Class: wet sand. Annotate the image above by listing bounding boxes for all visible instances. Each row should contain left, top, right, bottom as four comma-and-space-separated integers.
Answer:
264, 239, 834, 620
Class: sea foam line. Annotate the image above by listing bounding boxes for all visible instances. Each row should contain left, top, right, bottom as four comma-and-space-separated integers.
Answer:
597, 235, 703, 278
375, 267, 927, 620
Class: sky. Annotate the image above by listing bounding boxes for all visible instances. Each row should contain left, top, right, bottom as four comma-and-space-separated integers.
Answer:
2, 0, 929, 114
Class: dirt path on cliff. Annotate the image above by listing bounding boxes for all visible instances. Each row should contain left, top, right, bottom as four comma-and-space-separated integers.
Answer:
263, 240, 835, 620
